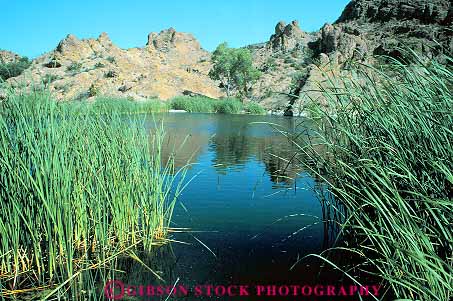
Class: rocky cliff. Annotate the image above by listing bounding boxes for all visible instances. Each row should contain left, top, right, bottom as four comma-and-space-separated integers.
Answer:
250, 0, 452, 115
5, 29, 223, 100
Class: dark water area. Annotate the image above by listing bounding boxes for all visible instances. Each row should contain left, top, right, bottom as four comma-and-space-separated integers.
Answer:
108, 113, 381, 301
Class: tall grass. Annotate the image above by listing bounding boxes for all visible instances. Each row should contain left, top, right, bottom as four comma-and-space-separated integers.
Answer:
170, 96, 266, 114
294, 54, 453, 300
63, 96, 170, 114
0, 91, 186, 299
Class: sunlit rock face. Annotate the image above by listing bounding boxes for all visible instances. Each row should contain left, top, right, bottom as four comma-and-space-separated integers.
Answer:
0, 50, 22, 63
6, 29, 223, 101
248, 0, 452, 115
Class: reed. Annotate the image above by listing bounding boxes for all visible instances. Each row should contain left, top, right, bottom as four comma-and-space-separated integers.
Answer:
63, 96, 170, 114
170, 96, 265, 114
294, 53, 453, 300
0, 91, 185, 298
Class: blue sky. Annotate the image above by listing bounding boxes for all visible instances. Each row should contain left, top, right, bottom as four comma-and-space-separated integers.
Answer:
2, 0, 350, 58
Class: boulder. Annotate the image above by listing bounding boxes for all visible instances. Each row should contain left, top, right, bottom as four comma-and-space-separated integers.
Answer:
268, 20, 307, 52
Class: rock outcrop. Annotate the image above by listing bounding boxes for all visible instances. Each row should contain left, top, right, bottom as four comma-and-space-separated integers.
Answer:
248, 0, 452, 115
268, 20, 308, 52
330, 0, 453, 61
0, 50, 21, 63
5, 29, 222, 101
336, 0, 452, 25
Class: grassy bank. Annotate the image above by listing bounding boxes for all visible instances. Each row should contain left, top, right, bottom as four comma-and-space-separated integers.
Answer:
59, 96, 266, 115
296, 55, 453, 300
62, 96, 170, 114
170, 96, 266, 114
0, 92, 185, 299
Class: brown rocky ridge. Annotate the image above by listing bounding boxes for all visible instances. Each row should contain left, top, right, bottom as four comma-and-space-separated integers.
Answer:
4, 29, 223, 101
248, 0, 452, 115
0, 50, 22, 63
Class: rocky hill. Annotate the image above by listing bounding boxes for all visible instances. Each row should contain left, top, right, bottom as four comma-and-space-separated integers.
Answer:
4, 29, 223, 100
0, 50, 22, 63
1, 0, 451, 111
249, 0, 452, 115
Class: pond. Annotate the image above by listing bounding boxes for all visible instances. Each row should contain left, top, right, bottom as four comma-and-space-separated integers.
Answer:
110, 113, 345, 300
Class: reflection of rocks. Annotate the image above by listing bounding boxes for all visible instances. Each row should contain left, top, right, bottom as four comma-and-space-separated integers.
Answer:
210, 135, 297, 180
159, 131, 209, 172
211, 133, 301, 186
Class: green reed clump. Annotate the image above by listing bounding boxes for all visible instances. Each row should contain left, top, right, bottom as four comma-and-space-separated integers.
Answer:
0, 91, 185, 298
170, 96, 217, 113
63, 96, 170, 114
244, 101, 266, 115
170, 95, 265, 114
213, 98, 243, 114
296, 54, 453, 300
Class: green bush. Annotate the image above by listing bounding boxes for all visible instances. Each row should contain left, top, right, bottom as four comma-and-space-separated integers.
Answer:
43, 74, 60, 85
262, 57, 277, 72
88, 83, 100, 97
0, 57, 31, 81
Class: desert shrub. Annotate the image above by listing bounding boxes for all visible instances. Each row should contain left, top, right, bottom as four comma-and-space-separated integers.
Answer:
88, 83, 100, 97
105, 70, 117, 78
42, 74, 60, 85
290, 69, 310, 92
261, 57, 277, 72
94, 62, 105, 68
67, 62, 82, 72
0, 57, 31, 81
284, 56, 296, 65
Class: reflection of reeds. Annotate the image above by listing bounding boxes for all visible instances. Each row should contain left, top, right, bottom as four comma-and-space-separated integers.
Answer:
292, 53, 453, 300
0, 91, 186, 299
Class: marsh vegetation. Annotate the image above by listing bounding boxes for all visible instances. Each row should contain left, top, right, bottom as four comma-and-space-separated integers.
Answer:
292, 54, 453, 300
0, 92, 187, 299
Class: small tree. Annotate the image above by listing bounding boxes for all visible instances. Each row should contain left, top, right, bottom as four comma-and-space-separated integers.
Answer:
209, 42, 260, 99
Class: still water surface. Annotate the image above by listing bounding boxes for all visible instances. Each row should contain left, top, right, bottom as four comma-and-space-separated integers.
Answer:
117, 113, 339, 300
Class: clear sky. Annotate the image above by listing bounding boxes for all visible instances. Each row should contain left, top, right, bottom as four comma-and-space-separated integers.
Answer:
2, 0, 350, 58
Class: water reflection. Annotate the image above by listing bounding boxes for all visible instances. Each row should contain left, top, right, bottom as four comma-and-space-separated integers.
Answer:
153, 113, 303, 188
